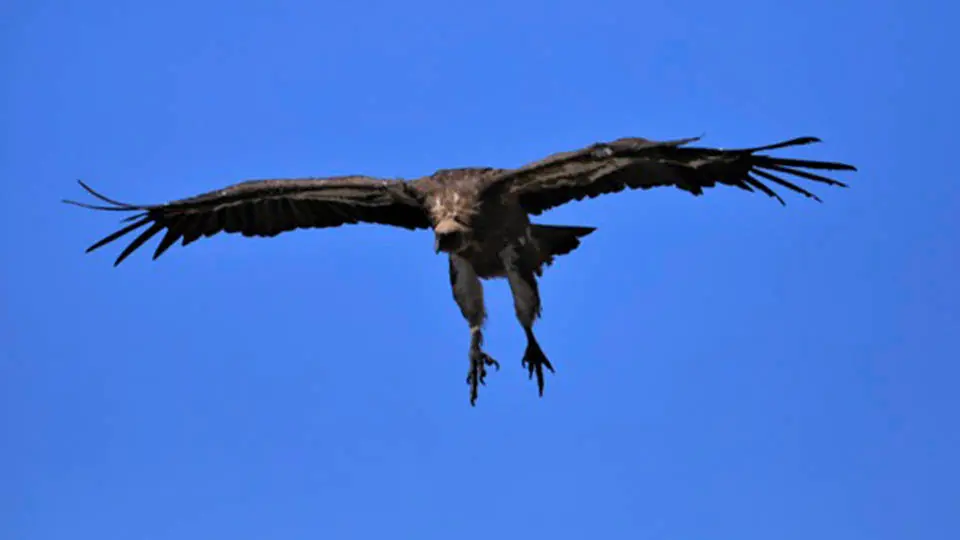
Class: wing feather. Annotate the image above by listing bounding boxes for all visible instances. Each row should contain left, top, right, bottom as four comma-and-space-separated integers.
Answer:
497, 136, 856, 214
64, 176, 430, 265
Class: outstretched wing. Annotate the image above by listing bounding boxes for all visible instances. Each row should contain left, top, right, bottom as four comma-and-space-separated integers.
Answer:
496, 136, 857, 215
64, 176, 431, 265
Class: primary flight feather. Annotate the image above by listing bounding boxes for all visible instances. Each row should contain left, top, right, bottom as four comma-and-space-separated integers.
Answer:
66, 134, 857, 405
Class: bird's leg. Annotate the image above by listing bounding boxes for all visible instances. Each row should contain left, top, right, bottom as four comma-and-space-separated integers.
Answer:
449, 255, 499, 405
500, 244, 554, 397
467, 325, 499, 404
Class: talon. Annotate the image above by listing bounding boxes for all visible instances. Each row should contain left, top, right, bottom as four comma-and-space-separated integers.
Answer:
467, 347, 499, 406
521, 334, 554, 397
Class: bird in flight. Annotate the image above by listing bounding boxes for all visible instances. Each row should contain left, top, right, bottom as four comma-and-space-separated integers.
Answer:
65, 134, 856, 405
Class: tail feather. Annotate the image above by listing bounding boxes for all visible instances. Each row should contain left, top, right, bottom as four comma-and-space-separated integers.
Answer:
532, 224, 595, 269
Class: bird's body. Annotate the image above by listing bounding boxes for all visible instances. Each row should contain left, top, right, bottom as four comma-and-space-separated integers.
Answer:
66, 134, 857, 404
418, 168, 570, 278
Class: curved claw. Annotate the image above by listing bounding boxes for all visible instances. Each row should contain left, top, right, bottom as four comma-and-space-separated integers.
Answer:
467, 349, 500, 406
521, 337, 555, 397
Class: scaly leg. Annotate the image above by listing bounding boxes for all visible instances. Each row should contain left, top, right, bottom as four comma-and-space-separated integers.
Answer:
449, 254, 499, 405
500, 243, 554, 397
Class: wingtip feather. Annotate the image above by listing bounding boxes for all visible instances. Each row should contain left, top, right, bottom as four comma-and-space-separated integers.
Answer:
68, 179, 144, 210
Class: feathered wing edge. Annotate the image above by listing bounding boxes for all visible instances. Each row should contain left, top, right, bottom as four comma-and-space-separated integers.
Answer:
62, 181, 164, 264
63, 179, 431, 266
503, 136, 858, 214
688, 136, 857, 205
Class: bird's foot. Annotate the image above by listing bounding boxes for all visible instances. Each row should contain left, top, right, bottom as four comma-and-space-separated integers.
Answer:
521, 333, 554, 397
466, 346, 500, 406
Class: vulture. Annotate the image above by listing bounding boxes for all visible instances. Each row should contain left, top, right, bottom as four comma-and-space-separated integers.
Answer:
65, 134, 857, 405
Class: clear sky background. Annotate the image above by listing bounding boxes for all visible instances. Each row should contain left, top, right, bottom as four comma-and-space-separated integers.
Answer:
2, 0, 957, 538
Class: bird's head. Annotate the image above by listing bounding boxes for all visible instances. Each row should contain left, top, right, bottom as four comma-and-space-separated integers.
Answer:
434, 219, 468, 254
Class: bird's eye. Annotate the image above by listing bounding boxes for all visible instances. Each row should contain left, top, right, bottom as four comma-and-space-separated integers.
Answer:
591, 145, 614, 158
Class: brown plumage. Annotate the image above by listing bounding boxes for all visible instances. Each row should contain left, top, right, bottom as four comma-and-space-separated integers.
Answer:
65, 134, 857, 405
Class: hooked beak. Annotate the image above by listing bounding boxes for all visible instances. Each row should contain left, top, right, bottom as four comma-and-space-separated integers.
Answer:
435, 231, 461, 254
434, 219, 466, 254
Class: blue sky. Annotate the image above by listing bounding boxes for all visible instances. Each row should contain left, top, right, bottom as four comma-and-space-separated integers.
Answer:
2, 0, 957, 538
